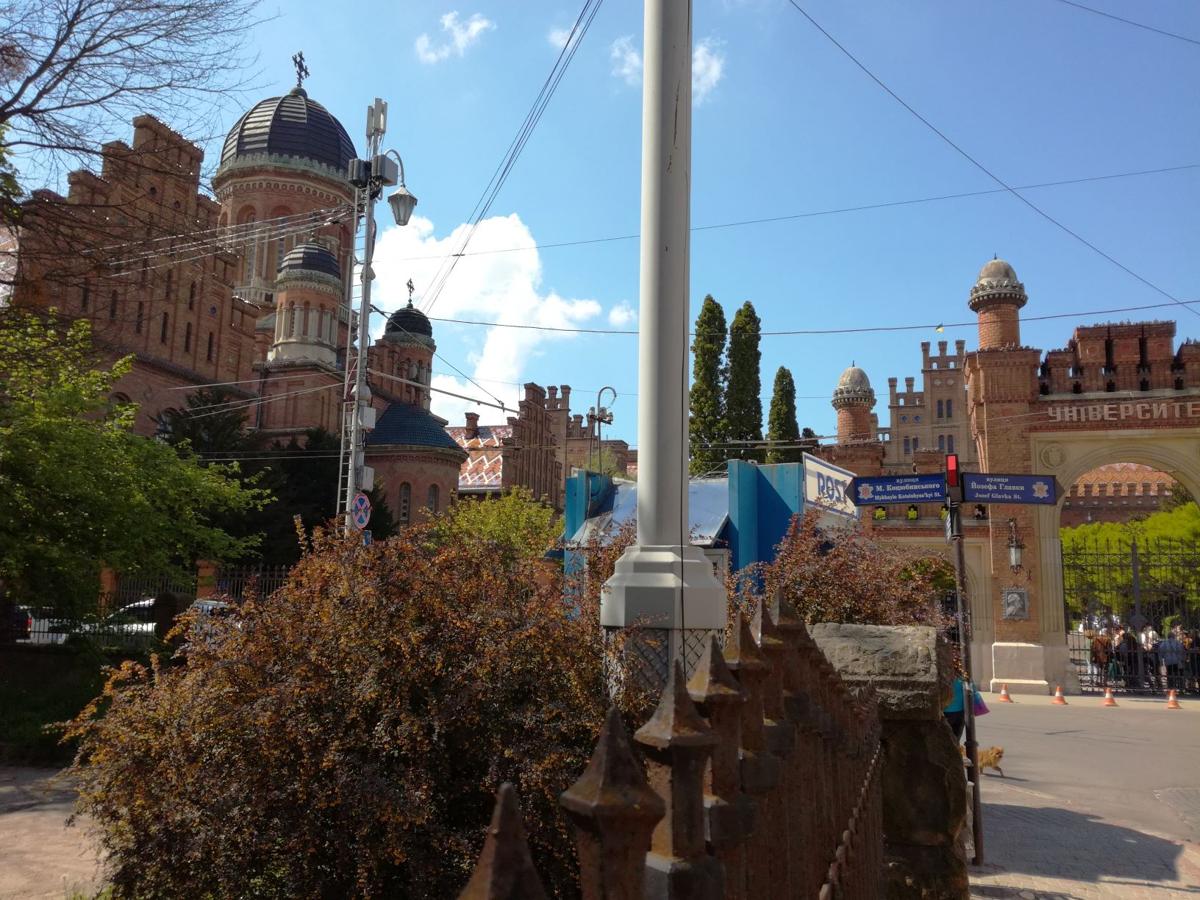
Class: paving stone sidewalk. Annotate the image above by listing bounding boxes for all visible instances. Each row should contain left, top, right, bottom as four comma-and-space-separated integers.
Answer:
969, 777, 1200, 900
0, 768, 100, 899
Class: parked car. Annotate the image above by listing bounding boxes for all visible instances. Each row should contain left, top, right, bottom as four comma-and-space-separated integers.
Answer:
1, 603, 32, 643
65, 598, 158, 649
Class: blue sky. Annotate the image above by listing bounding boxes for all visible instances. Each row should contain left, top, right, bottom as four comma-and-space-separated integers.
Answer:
61, 1, 1200, 443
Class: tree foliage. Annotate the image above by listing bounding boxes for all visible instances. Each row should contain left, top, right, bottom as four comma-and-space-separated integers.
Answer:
765, 366, 801, 464
431, 486, 561, 564
0, 310, 265, 607
725, 300, 762, 462
689, 294, 727, 475
729, 511, 954, 628
67, 523, 625, 898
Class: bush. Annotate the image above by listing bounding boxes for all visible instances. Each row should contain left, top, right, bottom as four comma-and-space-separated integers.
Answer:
67, 524, 620, 898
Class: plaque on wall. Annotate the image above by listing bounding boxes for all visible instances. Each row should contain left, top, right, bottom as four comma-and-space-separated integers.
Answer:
1001, 588, 1029, 621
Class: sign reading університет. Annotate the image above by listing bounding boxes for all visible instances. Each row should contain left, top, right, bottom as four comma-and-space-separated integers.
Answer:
1047, 400, 1200, 424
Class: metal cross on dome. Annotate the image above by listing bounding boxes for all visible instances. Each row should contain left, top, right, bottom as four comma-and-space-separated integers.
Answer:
292, 51, 309, 89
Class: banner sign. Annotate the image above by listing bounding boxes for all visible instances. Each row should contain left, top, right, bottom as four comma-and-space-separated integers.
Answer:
849, 473, 946, 506
803, 453, 859, 519
962, 472, 1057, 505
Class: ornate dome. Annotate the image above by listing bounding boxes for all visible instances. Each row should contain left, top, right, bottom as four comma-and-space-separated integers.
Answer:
278, 242, 341, 279
385, 302, 433, 339
217, 87, 355, 177
831, 365, 875, 409
969, 256, 1027, 311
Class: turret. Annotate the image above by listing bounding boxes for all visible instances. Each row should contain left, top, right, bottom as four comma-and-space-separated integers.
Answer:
969, 257, 1027, 349
831, 364, 876, 443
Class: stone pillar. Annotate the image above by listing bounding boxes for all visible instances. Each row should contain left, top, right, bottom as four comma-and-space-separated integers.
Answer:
811, 624, 968, 900
195, 560, 219, 601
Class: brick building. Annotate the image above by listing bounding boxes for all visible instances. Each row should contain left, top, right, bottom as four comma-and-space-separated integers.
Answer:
10, 78, 465, 519
447, 384, 564, 509
822, 257, 1200, 693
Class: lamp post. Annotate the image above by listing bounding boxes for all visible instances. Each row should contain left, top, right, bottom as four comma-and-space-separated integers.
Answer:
341, 98, 418, 532
599, 0, 725, 683
589, 386, 616, 473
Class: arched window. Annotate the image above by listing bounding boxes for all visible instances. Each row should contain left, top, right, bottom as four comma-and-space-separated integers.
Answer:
184, 322, 193, 352
946, 399, 953, 419
135, 302, 144, 333
947, 434, 955, 454
81, 278, 90, 310
160, 311, 169, 343
206, 332, 214, 362
903, 437, 911, 455
936, 399, 944, 418
427, 483, 440, 512
165, 269, 173, 300
303, 304, 311, 337
398, 483, 412, 525
937, 434, 945, 452
188, 282, 196, 311
288, 304, 298, 338
109, 290, 118, 320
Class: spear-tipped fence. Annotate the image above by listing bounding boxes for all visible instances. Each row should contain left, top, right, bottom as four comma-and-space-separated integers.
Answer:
458, 601, 884, 899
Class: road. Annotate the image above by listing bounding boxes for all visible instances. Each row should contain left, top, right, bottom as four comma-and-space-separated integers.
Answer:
0, 768, 99, 899
968, 691, 1200, 899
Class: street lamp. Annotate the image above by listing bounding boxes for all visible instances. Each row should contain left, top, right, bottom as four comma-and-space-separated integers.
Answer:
1007, 518, 1024, 573
339, 98, 417, 532
589, 386, 616, 473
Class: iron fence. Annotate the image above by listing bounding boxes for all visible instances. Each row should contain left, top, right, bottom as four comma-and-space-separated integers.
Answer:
1063, 537, 1200, 694
213, 565, 291, 603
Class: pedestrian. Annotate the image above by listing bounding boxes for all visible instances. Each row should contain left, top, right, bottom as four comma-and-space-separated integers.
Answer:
1142, 623, 1162, 691
944, 673, 968, 743
1157, 627, 1186, 692
1090, 629, 1113, 688
1117, 627, 1138, 689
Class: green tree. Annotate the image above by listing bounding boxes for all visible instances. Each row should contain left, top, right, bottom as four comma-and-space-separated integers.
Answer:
765, 366, 801, 463
431, 486, 561, 564
725, 300, 762, 461
689, 295, 727, 475
0, 310, 265, 608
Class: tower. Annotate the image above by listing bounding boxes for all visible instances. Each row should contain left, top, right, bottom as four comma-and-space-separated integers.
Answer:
374, 301, 435, 409
968, 258, 1027, 350
831, 365, 876, 443
269, 242, 345, 367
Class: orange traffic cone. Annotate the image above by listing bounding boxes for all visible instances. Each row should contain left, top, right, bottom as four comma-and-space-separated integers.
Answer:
1052, 685, 1068, 705
1166, 690, 1182, 710
1102, 687, 1118, 707
998, 684, 1014, 703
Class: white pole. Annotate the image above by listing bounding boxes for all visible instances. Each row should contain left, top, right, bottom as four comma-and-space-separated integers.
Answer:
600, 0, 725, 676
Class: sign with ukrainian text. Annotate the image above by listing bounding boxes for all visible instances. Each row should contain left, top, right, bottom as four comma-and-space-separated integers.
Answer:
848, 473, 946, 506
1046, 399, 1200, 424
962, 473, 1057, 505
803, 453, 859, 520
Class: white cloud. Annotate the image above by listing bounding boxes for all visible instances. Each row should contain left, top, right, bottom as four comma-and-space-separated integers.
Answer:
548, 26, 573, 50
415, 11, 495, 64
692, 39, 725, 104
371, 214, 604, 424
609, 35, 642, 86
608, 35, 726, 103
608, 302, 636, 327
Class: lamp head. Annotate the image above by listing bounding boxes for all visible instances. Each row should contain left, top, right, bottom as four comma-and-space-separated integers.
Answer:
387, 186, 418, 226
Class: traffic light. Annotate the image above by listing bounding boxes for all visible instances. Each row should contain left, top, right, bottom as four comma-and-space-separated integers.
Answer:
946, 453, 964, 504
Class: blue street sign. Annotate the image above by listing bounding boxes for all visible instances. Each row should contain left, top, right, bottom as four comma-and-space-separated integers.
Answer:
849, 473, 946, 506
962, 472, 1057, 505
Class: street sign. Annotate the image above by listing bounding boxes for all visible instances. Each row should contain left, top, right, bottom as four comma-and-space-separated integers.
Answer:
351, 491, 372, 530
962, 473, 1057, 505
803, 453, 858, 520
849, 473, 946, 506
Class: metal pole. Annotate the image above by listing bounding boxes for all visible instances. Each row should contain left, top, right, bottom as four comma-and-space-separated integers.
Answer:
344, 107, 384, 532
950, 502, 984, 864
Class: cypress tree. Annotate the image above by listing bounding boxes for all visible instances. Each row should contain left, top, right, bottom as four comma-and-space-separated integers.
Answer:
689, 295, 727, 475
725, 301, 763, 461
766, 366, 802, 463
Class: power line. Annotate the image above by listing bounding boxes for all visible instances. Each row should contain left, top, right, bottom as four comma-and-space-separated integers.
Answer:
382, 163, 1199, 262
418, 298, 1199, 338
419, 0, 605, 315
783, 1, 1200, 320
1048, 0, 1200, 47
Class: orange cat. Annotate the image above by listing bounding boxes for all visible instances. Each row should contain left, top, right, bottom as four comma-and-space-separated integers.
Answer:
959, 745, 1005, 777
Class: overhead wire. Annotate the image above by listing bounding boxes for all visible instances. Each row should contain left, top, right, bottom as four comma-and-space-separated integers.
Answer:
418, 0, 605, 316
783, 1, 1199, 319
1047, 0, 1200, 47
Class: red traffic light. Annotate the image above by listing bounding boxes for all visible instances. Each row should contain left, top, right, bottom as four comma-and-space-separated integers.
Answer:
946, 453, 960, 487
